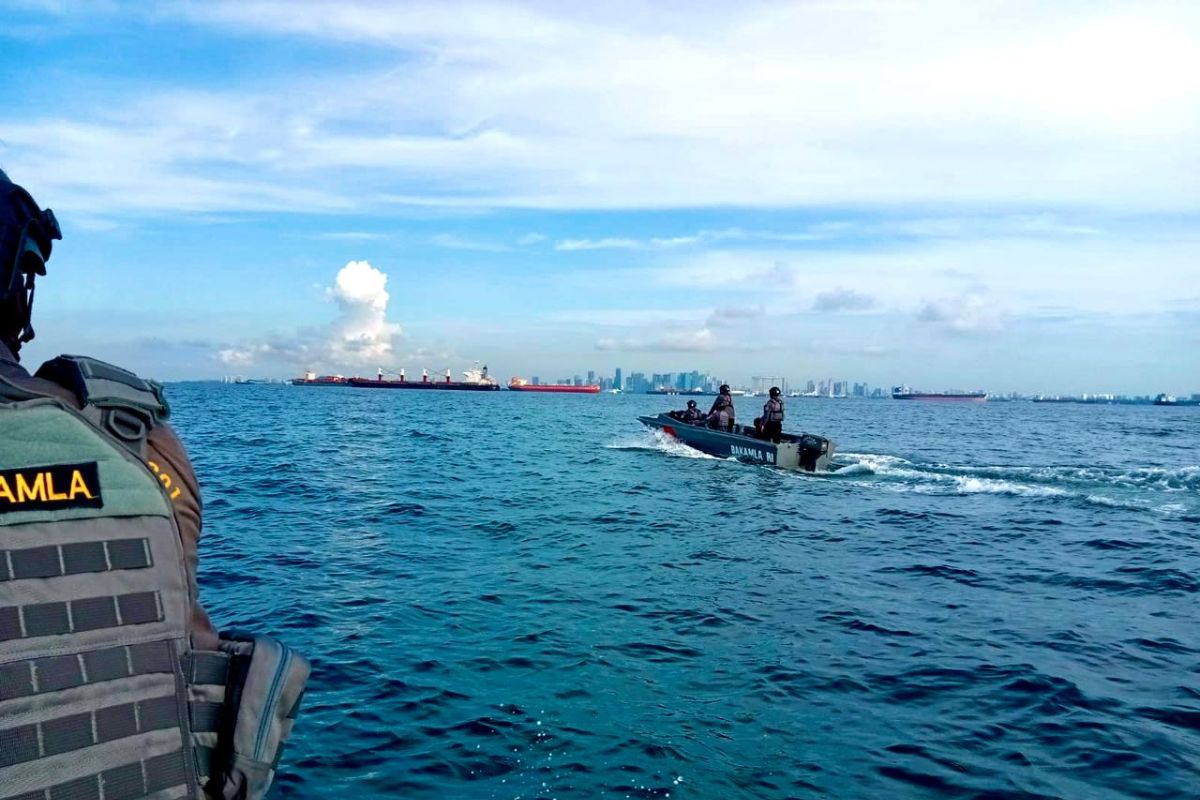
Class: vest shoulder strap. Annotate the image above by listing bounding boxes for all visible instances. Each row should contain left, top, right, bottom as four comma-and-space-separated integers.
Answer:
32, 355, 170, 457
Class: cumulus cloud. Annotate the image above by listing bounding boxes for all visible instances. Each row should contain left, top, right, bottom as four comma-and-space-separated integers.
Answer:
813, 288, 876, 312
216, 260, 402, 369
326, 260, 403, 361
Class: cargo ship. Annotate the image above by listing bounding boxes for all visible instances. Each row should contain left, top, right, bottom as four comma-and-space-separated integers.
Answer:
292, 370, 348, 386
508, 377, 599, 394
349, 366, 500, 391
892, 385, 987, 402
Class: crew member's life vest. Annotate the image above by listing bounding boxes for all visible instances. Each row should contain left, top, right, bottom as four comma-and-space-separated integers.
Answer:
762, 397, 784, 423
711, 393, 735, 418
0, 355, 308, 800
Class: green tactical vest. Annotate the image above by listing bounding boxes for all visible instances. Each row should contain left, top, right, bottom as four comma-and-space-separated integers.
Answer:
0, 356, 307, 800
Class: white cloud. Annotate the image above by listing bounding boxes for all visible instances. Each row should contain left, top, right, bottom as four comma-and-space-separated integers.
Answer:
813, 288, 876, 312
539, 307, 709, 327
555, 237, 640, 251
217, 259, 402, 369
430, 233, 510, 251
4, 2, 1199, 215
312, 231, 390, 241
707, 305, 763, 326
916, 291, 1004, 335
596, 328, 717, 353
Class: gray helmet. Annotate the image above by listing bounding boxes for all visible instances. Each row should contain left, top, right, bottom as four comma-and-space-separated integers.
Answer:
0, 169, 61, 352
769, 386, 781, 397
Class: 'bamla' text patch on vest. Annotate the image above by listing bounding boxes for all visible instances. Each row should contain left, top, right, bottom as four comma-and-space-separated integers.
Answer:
0, 462, 103, 512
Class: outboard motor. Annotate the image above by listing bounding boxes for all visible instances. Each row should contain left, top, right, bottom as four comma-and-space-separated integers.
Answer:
798, 434, 830, 472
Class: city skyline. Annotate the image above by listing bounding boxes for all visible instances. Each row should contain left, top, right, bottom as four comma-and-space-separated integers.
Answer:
227, 362, 1193, 401
3, 2, 1197, 395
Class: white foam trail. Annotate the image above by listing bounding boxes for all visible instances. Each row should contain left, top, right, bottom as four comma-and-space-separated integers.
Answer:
605, 430, 719, 461
832, 463, 874, 476
946, 477, 1068, 497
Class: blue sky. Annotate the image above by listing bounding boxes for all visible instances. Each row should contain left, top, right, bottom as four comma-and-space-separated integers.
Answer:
2, 1, 1197, 393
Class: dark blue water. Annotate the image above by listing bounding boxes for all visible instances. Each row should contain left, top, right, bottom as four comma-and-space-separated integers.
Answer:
169, 386, 1200, 799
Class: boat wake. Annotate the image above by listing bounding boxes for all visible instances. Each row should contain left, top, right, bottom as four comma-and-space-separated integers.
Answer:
827, 452, 1197, 515
606, 430, 721, 461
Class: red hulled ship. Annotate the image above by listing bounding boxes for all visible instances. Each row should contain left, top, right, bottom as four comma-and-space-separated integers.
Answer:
508, 377, 600, 394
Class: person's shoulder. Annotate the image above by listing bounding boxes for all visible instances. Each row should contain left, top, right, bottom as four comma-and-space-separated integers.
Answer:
34, 354, 170, 420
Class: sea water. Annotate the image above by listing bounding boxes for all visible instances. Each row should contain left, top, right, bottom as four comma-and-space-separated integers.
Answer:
169, 385, 1199, 799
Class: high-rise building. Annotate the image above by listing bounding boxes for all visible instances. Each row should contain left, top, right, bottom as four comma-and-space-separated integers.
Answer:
806, 380, 816, 394
532, 376, 540, 385
587, 370, 596, 385
614, 368, 623, 390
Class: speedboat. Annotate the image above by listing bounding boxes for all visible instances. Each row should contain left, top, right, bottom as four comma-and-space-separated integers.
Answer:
637, 412, 836, 472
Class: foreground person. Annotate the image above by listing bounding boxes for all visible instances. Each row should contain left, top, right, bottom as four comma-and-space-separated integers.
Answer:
0, 169, 308, 799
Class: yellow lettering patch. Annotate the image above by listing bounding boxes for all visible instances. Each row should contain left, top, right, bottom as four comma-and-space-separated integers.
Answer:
0, 462, 103, 512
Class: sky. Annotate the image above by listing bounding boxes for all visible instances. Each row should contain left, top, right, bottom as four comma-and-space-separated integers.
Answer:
1, 0, 1197, 394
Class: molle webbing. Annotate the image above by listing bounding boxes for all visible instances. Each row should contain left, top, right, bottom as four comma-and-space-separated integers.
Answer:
0, 749, 189, 800
0, 641, 174, 701
0, 538, 151, 581
0, 694, 181, 767
0, 590, 163, 641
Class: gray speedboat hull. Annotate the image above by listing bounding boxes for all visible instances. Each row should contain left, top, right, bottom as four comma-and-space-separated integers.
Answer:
637, 413, 835, 472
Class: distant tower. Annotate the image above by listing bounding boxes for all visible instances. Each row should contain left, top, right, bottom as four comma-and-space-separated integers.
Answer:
614, 368, 623, 390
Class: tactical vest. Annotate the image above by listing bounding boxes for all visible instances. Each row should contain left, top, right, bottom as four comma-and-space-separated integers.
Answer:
763, 398, 784, 423
0, 356, 307, 800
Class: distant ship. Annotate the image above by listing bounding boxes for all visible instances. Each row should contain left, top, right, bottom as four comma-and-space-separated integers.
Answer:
1153, 393, 1200, 406
892, 385, 987, 402
292, 370, 348, 386
509, 377, 599, 394
349, 366, 500, 391
645, 387, 716, 396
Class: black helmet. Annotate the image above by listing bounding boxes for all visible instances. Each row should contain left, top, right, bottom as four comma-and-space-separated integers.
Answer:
0, 170, 61, 353
769, 386, 781, 397
686, 400, 697, 408
719, 384, 730, 393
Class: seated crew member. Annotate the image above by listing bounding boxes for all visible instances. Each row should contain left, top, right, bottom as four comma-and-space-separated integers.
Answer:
708, 384, 735, 431
761, 386, 785, 443
681, 399, 705, 423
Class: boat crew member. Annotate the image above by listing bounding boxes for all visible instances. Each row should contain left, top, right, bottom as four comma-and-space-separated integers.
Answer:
708, 384, 735, 431
681, 399, 705, 423
761, 386, 785, 443
0, 170, 307, 799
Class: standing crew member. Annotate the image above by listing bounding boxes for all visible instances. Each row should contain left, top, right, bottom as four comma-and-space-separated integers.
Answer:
708, 384, 735, 431
0, 170, 307, 799
761, 386, 785, 443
